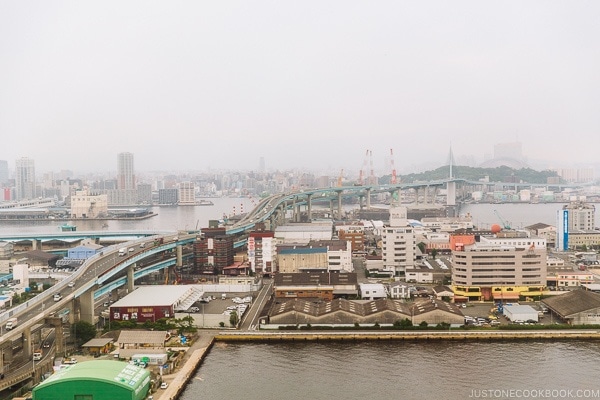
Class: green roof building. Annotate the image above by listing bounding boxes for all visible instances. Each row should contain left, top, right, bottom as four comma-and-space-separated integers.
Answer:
33, 360, 151, 400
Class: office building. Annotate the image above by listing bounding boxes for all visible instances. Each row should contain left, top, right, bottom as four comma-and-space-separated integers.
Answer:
381, 206, 416, 276
451, 240, 547, 301
15, 157, 36, 200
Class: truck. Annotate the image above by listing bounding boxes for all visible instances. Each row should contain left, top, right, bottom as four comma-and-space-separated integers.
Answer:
33, 349, 43, 361
118, 247, 128, 256
6, 317, 17, 330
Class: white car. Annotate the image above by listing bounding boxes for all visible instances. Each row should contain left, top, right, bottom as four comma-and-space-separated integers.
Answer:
160, 382, 168, 389
68, 282, 75, 287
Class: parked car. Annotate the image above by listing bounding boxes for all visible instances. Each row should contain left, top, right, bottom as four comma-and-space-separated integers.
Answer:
160, 382, 168, 389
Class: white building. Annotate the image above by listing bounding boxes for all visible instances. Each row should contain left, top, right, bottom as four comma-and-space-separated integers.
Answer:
503, 304, 538, 322
12, 263, 30, 288
359, 283, 387, 300
382, 206, 416, 276
70, 189, 108, 218
178, 181, 196, 205
564, 201, 595, 232
274, 222, 333, 242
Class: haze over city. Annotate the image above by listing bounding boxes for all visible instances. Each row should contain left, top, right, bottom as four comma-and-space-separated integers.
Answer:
1, 2, 600, 175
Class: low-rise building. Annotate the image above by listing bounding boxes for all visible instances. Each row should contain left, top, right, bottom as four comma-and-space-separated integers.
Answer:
542, 289, 600, 325
273, 272, 358, 301
359, 283, 387, 300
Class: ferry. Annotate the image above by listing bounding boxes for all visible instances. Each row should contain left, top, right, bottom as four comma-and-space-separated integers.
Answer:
59, 223, 77, 232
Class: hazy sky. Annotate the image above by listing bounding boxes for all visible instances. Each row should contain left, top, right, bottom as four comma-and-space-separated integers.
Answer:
1, 1, 599, 176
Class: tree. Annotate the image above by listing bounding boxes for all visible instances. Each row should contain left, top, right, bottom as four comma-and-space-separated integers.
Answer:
229, 311, 239, 327
72, 321, 97, 346
417, 242, 426, 254
430, 249, 438, 260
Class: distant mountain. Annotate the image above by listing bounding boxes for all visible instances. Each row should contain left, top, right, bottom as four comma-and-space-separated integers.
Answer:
380, 165, 560, 184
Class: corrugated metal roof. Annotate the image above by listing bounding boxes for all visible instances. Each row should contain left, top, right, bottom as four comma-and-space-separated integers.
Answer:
117, 330, 168, 345
110, 285, 192, 308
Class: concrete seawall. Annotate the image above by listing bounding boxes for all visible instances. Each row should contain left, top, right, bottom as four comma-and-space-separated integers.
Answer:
215, 330, 600, 342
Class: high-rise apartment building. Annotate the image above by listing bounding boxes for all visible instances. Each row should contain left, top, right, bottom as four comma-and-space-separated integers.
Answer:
564, 201, 595, 232
117, 152, 135, 190
178, 181, 195, 205
0, 160, 8, 186
15, 157, 36, 200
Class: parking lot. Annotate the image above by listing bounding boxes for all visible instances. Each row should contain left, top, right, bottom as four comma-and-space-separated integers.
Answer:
461, 301, 553, 326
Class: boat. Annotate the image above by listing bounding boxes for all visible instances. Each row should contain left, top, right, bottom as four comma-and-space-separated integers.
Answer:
59, 223, 77, 232
196, 200, 214, 206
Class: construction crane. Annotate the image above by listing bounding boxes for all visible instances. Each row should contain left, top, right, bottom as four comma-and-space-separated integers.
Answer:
368, 150, 375, 185
493, 209, 511, 230
358, 149, 370, 185
337, 168, 344, 187
390, 148, 398, 185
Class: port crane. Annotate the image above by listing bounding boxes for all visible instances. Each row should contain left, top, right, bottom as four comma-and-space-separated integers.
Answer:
493, 209, 511, 230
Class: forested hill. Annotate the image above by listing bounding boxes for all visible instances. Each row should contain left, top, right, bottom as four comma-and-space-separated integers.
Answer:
382, 165, 560, 184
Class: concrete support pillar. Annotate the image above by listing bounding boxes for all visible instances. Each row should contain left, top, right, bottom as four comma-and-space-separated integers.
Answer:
47, 317, 64, 356
79, 287, 95, 325
32, 239, 42, 250
446, 181, 456, 206
366, 188, 371, 208
329, 199, 334, 218
279, 205, 285, 224
0, 341, 13, 373
337, 191, 342, 219
176, 245, 183, 267
292, 197, 297, 222
127, 265, 135, 293
23, 327, 32, 360
307, 194, 312, 221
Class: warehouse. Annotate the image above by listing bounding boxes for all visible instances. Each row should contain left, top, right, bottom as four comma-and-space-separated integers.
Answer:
32, 360, 151, 400
109, 285, 202, 322
503, 304, 538, 322
542, 289, 600, 325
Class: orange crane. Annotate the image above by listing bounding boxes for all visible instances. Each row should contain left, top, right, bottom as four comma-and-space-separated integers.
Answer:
390, 148, 398, 184
358, 149, 370, 185
337, 169, 344, 187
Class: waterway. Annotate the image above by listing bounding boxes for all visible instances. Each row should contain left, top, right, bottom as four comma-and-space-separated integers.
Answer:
0, 199, 596, 235
180, 341, 600, 400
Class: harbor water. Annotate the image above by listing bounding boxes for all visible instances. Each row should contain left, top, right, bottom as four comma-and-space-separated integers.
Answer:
180, 341, 600, 400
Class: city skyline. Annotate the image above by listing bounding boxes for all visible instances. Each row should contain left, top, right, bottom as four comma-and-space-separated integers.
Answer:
2, 2, 600, 174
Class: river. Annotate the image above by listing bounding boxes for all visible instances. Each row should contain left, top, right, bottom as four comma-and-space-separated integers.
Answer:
180, 341, 600, 400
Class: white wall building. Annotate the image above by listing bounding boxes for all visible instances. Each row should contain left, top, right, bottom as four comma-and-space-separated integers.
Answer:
359, 283, 387, 300
382, 206, 416, 276
12, 263, 30, 288
71, 189, 108, 218
178, 181, 196, 205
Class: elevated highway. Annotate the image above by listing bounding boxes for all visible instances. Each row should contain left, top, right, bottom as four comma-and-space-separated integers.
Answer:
0, 232, 197, 389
